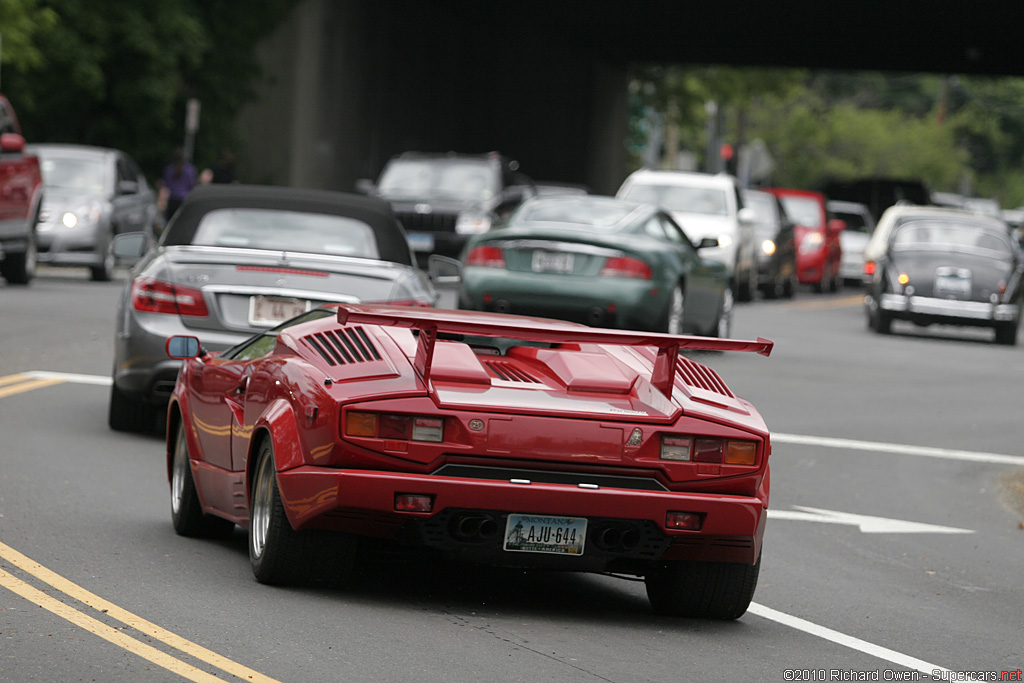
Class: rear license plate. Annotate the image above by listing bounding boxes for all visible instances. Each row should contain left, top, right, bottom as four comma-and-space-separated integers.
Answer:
504, 514, 587, 556
248, 295, 311, 326
407, 232, 435, 252
934, 272, 971, 297
532, 250, 574, 274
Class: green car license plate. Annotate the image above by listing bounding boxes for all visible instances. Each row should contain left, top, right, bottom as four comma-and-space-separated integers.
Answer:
532, 250, 574, 274
503, 514, 587, 556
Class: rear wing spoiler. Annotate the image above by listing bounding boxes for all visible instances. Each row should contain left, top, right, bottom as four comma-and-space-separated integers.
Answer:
335, 304, 772, 398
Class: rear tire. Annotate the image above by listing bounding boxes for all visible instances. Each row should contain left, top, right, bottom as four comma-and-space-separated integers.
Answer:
646, 556, 760, 619
661, 284, 684, 335
249, 439, 356, 586
108, 383, 159, 432
994, 321, 1019, 346
90, 234, 115, 282
0, 229, 37, 285
711, 287, 734, 338
170, 423, 235, 538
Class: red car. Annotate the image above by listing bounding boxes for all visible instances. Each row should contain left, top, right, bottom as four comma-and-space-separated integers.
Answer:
765, 188, 844, 292
165, 304, 774, 619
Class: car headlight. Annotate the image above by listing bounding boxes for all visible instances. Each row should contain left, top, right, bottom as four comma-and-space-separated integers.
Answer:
455, 213, 492, 235
799, 231, 824, 253
62, 201, 104, 230
761, 239, 776, 256
717, 234, 734, 248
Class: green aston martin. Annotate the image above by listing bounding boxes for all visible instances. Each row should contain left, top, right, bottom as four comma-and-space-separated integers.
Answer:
459, 195, 733, 335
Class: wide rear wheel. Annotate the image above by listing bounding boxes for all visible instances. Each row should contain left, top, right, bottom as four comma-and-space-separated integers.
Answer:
645, 556, 760, 620
249, 439, 356, 586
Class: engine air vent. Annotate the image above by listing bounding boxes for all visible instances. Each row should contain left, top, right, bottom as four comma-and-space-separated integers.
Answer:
483, 359, 540, 383
675, 356, 734, 397
302, 327, 381, 366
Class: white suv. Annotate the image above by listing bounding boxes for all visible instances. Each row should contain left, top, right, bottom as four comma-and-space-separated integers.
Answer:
616, 170, 758, 300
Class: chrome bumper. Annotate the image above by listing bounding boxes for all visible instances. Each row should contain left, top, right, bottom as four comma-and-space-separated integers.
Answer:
880, 293, 1018, 321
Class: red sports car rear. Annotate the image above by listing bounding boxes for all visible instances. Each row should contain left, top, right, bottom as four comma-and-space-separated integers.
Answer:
166, 304, 774, 619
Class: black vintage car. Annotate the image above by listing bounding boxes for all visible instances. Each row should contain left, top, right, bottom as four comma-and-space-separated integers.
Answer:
864, 210, 1023, 345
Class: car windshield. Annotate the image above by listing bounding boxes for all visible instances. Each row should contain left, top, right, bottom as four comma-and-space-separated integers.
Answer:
517, 199, 634, 229
619, 183, 728, 216
891, 220, 1013, 258
38, 155, 109, 193
378, 159, 499, 202
191, 208, 380, 259
778, 195, 822, 228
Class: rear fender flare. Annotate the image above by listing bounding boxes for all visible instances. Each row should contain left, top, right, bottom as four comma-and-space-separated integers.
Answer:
247, 397, 304, 478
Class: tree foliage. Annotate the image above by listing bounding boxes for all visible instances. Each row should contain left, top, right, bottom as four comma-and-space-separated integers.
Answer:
629, 65, 1024, 208
1, 0, 299, 177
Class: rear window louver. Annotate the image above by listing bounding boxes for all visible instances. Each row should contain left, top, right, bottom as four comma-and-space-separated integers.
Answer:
302, 327, 381, 366
483, 359, 540, 383
676, 356, 734, 397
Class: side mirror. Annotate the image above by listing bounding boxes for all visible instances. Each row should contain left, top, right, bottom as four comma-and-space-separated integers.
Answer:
828, 218, 846, 233
166, 335, 201, 359
112, 232, 149, 265
696, 237, 720, 249
354, 178, 376, 195
737, 207, 757, 225
0, 133, 26, 154
117, 179, 139, 195
427, 254, 463, 284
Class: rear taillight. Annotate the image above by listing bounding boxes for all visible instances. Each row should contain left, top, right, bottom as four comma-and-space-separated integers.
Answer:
660, 435, 758, 465
863, 261, 876, 276
131, 278, 208, 317
600, 256, 651, 279
465, 245, 506, 268
344, 411, 444, 443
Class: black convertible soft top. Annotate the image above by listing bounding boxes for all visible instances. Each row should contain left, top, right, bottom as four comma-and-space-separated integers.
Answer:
160, 184, 414, 266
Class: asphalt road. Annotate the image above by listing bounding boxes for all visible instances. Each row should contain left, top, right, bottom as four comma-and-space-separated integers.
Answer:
1, 268, 1022, 683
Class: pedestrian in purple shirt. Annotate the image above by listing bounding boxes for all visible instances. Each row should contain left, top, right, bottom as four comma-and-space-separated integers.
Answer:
158, 147, 198, 222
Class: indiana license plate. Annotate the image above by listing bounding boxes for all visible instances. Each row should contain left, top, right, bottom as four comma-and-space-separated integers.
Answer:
503, 514, 587, 556
249, 295, 310, 326
532, 250, 574, 274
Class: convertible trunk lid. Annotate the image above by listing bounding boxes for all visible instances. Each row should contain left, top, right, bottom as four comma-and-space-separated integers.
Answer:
160, 246, 432, 334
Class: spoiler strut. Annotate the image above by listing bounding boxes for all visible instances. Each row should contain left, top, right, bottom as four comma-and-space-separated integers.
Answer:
335, 304, 772, 398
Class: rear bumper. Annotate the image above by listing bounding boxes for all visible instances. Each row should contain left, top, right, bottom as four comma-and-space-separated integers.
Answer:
277, 467, 767, 568
880, 293, 1018, 323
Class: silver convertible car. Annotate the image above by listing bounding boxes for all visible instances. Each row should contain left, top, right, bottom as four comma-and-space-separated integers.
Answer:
109, 184, 441, 432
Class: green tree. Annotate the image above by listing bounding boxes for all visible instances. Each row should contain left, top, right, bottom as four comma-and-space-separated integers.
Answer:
0, 0, 298, 178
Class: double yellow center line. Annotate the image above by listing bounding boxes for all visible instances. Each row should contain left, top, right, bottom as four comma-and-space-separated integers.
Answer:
0, 540, 282, 682
0, 373, 67, 399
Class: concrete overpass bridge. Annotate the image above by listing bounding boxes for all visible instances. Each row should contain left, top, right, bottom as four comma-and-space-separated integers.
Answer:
236, 1, 1022, 196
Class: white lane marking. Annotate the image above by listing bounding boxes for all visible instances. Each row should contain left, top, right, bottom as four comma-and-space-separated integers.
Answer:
767, 506, 974, 534
27, 371, 112, 386
773, 432, 1024, 467
748, 603, 951, 675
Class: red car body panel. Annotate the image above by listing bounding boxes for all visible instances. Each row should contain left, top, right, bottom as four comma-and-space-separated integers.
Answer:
766, 187, 842, 287
168, 304, 774, 570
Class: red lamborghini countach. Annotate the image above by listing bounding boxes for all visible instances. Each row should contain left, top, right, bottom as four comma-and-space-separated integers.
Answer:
165, 304, 773, 619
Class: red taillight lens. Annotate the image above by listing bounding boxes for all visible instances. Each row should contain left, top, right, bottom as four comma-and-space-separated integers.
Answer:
466, 245, 506, 268
600, 256, 651, 279
692, 438, 724, 463
395, 494, 433, 513
131, 278, 208, 317
666, 511, 703, 530
864, 261, 876, 276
